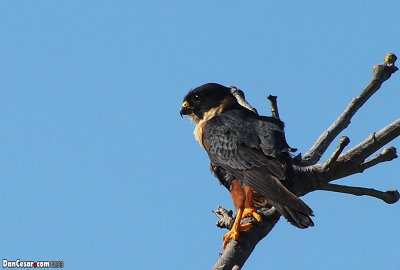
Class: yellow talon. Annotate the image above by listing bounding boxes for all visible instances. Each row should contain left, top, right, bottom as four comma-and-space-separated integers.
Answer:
222, 208, 243, 249
242, 207, 262, 222
222, 207, 262, 249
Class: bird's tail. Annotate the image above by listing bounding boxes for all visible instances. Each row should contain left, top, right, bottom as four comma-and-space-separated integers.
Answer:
271, 202, 314, 229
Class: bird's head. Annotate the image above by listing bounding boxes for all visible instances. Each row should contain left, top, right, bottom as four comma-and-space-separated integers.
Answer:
180, 83, 238, 123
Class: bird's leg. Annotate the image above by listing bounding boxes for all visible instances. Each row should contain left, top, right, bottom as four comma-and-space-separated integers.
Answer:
242, 186, 262, 223
223, 181, 260, 249
222, 207, 244, 249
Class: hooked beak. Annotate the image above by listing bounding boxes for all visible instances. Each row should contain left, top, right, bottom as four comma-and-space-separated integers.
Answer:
180, 100, 194, 117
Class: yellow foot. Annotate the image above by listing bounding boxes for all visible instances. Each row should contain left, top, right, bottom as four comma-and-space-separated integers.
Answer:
222, 228, 239, 250
242, 208, 261, 222
222, 207, 261, 249
223, 208, 244, 249
222, 223, 254, 249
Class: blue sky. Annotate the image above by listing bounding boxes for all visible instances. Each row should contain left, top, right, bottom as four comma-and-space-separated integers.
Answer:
0, 1, 399, 269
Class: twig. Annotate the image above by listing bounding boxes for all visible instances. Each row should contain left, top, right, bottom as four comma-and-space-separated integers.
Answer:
323, 136, 350, 172
213, 206, 234, 230
267, 95, 280, 119
360, 146, 398, 171
230, 86, 258, 114
318, 184, 400, 204
302, 53, 398, 165
266, 94, 299, 153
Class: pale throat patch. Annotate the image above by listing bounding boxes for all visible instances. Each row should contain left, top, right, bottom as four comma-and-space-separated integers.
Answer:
191, 96, 234, 149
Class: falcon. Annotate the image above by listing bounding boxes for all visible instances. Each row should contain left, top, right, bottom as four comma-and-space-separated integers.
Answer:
180, 83, 314, 249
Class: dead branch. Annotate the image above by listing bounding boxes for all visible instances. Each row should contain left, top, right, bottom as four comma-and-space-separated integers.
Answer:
267, 95, 280, 119
212, 206, 234, 230
338, 119, 400, 165
294, 121, 400, 195
322, 136, 350, 173
318, 184, 400, 204
301, 55, 398, 165
360, 146, 398, 171
230, 86, 258, 114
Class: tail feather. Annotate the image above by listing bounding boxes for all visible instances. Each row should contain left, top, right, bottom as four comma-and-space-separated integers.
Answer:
272, 202, 314, 229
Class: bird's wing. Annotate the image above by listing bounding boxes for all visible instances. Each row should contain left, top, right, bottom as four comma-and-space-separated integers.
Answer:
203, 113, 312, 215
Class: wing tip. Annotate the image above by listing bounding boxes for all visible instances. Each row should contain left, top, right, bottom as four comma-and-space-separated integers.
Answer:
274, 203, 315, 229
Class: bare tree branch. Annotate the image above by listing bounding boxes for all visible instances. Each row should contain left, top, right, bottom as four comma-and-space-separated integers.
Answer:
294, 122, 400, 195
337, 119, 400, 165
213, 206, 234, 230
360, 146, 398, 171
323, 136, 350, 173
318, 184, 400, 204
301, 55, 398, 165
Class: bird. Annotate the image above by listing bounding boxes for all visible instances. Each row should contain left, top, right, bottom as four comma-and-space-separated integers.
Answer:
180, 83, 314, 249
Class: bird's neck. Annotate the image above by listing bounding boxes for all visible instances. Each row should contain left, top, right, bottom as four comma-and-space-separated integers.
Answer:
193, 95, 238, 148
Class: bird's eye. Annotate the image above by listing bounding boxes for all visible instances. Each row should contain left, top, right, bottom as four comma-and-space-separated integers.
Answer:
192, 94, 201, 103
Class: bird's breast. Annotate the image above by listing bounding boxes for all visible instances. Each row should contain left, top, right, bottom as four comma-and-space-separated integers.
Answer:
193, 105, 225, 149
